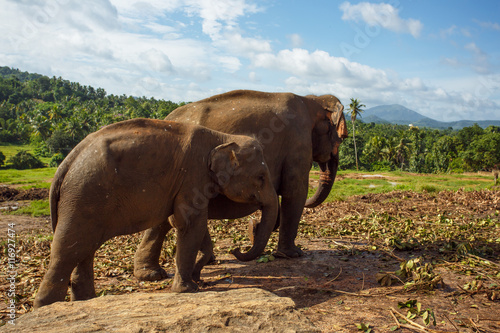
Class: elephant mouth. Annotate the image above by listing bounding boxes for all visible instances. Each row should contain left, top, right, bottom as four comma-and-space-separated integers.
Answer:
314, 154, 331, 164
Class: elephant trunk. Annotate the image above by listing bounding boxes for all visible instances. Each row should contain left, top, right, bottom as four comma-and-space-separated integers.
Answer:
231, 192, 279, 262
304, 153, 339, 208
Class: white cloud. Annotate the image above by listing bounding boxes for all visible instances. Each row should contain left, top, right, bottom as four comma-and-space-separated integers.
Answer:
218, 56, 242, 73
248, 71, 260, 83
1, 0, 498, 122
215, 31, 272, 55
439, 25, 457, 39
441, 57, 462, 68
287, 34, 303, 48
181, 0, 260, 39
339, 2, 423, 38
475, 20, 500, 31
0, 0, 266, 101
253, 48, 392, 89
142, 49, 175, 74
440, 42, 492, 76
252, 47, 499, 122
465, 42, 491, 74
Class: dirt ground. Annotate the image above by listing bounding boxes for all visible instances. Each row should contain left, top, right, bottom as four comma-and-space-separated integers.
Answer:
1, 184, 499, 332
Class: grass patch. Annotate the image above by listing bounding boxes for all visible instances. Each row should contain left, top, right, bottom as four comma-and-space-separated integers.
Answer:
0, 167, 56, 187
0, 143, 52, 167
0, 143, 33, 159
312, 171, 495, 202
416, 184, 440, 193
8, 200, 50, 217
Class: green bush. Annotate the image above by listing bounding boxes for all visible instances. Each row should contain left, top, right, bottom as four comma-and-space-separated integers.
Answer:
371, 161, 393, 172
49, 153, 65, 167
7, 150, 46, 169
46, 129, 79, 156
0, 151, 5, 167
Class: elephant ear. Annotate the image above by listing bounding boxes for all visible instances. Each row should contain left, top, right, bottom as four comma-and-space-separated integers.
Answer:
308, 95, 348, 139
334, 110, 349, 139
308, 94, 343, 114
209, 142, 240, 187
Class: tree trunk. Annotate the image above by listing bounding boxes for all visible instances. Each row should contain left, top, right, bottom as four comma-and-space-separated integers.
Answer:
353, 122, 358, 171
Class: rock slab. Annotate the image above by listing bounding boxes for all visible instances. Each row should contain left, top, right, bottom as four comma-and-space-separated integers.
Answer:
4, 288, 319, 332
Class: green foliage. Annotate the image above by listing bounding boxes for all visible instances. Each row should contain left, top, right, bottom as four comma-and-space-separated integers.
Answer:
0, 151, 5, 167
397, 300, 436, 326
0, 66, 181, 165
1, 66, 499, 173
6, 150, 45, 170
396, 258, 443, 291
257, 254, 275, 263
340, 120, 500, 173
49, 153, 65, 167
348, 98, 366, 171
355, 323, 371, 332
45, 129, 79, 156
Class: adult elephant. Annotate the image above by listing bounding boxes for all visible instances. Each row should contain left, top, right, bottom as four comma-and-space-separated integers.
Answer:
134, 90, 348, 281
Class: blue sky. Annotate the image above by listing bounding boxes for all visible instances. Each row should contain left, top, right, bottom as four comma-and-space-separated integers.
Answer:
1, 0, 499, 121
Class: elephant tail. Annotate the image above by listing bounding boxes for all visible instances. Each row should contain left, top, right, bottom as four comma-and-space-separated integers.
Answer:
49, 141, 88, 231
50, 157, 70, 231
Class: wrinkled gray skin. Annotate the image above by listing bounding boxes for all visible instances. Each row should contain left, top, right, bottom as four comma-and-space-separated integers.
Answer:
134, 90, 348, 281
34, 118, 278, 308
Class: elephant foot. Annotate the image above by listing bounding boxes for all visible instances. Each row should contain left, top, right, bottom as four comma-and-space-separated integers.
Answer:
134, 266, 169, 281
70, 283, 96, 301
274, 245, 304, 258
171, 279, 199, 293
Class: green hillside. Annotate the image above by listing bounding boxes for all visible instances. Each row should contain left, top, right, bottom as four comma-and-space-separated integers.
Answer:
0, 66, 499, 173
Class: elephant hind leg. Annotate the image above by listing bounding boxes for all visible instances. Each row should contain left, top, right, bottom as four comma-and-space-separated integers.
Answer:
34, 258, 74, 308
134, 220, 172, 281
70, 253, 96, 301
34, 242, 87, 308
34, 227, 102, 308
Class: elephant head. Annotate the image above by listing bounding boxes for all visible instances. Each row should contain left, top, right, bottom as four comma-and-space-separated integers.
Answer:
209, 139, 279, 261
305, 95, 348, 208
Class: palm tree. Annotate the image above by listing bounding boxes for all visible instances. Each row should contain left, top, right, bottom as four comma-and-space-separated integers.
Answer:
348, 98, 365, 171
363, 136, 386, 165
395, 137, 411, 170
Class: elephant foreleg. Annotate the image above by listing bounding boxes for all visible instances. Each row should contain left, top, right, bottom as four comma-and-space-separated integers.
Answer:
276, 194, 305, 258
171, 204, 207, 293
70, 253, 96, 301
192, 229, 213, 282
134, 220, 172, 281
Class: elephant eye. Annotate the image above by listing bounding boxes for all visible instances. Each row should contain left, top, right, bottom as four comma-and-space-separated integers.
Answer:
258, 173, 266, 186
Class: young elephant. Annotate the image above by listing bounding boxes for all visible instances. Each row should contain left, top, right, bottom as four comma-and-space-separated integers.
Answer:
34, 118, 278, 308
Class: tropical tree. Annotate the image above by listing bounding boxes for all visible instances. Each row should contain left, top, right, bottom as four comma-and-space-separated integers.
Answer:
348, 98, 365, 171
395, 137, 411, 170
362, 136, 386, 164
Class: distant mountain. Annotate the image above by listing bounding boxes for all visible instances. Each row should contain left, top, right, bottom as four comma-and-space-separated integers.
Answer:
363, 104, 428, 123
361, 104, 500, 130
361, 114, 390, 124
